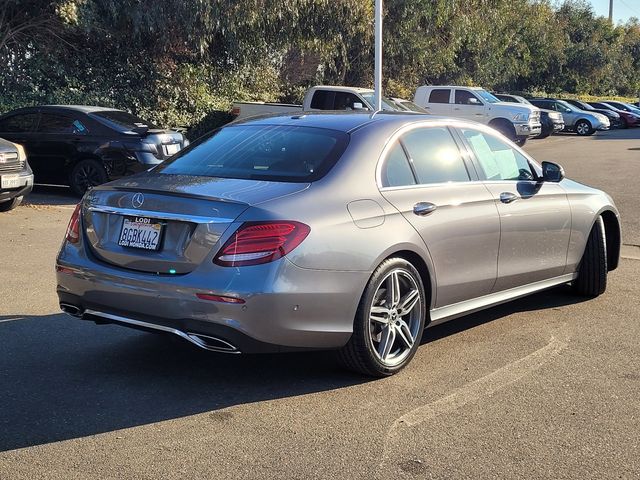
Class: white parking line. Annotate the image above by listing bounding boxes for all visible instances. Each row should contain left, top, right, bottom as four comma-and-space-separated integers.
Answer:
380, 325, 570, 469
0, 317, 25, 324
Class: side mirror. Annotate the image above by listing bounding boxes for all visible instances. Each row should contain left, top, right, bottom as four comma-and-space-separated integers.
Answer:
352, 102, 365, 110
541, 161, 565, 182
468, 97, 481, 105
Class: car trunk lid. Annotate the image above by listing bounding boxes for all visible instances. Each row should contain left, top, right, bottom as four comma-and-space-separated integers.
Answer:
82, 173, 309, 274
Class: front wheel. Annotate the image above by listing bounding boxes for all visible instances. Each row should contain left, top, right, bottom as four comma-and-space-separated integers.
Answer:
575, 120, 594, 136
339, 257, 427, 377
0, 196, 22, 212
573, 216, 607, 297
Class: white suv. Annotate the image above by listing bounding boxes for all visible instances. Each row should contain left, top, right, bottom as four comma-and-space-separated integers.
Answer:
414, 86, 542, 145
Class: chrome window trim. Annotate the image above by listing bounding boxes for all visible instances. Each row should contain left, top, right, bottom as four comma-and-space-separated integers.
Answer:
375, 119, 487, 189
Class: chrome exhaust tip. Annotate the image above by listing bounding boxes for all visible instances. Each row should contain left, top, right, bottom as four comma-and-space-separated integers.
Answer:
60, 302, 83, 317
186, 333, 239, 353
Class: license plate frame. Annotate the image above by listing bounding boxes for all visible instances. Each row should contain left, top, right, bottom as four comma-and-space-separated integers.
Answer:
118, 216, 164, 251
163, 143, 180, 156
1, 174, 20, 189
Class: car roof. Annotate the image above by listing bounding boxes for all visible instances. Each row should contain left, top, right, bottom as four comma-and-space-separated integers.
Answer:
0, 105, 124, 117
310, 85, 374, 93
229, 111, 481, 135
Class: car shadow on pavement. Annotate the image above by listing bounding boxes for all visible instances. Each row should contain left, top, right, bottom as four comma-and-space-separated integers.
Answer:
421, 284, 585, 345
0, 285, 586, 452
22, 184, 77, 207
0, 313, 365, 452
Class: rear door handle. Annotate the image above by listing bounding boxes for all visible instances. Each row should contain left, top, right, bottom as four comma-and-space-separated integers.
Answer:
413, 202, 437, 216
500, 192, 518, 204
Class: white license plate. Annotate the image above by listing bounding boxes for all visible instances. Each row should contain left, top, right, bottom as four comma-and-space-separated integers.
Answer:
118, 216, 163, 251
1, 174, 20, 189
163, 143, 180, 156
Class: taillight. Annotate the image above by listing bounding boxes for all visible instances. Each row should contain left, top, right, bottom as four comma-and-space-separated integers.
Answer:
214, 221, 310, 267
65, 203, 82, 243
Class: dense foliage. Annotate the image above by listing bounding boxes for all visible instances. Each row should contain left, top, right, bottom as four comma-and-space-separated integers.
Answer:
1, 0, 639, 135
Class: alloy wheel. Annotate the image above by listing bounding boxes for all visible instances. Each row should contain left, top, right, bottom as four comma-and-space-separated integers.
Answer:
367, 268, 423, 367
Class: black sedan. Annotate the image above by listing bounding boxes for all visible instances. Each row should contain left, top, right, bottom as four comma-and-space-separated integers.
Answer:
0, 106, 188, 196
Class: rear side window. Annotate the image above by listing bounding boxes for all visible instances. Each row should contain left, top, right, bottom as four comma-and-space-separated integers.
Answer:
310, 91, 329, 109
156, 125, 349, 182
91, 110, 158, 131
0, 113, 39, 133
381, 142, 416, 187
428, 89, 451, 104
401, 127, 469, 184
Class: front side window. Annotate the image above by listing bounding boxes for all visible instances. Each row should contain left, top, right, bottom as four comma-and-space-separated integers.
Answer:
333, 92, 365, 110
38, 113, 87, 134
455, 90, 482, 105
0, 113, 39, 133
156, 124, 349, 183
381, 142, 416, 187
462, 129, 534, 181
428, 89, 451, 104
401, 127, 469, 184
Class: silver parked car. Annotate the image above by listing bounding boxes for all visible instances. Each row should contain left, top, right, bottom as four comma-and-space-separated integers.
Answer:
530, 99, 610, 135
56, 113, 621, 376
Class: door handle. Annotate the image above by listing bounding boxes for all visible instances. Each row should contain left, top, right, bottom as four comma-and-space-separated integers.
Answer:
413, 202, 437, 216
453, 107, 460, 111
500, 192, 518, 204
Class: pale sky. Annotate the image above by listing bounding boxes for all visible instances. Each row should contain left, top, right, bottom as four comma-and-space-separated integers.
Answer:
590, 0, 640, 23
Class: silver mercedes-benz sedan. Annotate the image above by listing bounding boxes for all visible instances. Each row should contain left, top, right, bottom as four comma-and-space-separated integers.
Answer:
56, 112, 621, 376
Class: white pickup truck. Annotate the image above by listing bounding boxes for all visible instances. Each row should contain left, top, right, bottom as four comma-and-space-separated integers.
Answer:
232, 86, 402, 120
413, 85, 542, 145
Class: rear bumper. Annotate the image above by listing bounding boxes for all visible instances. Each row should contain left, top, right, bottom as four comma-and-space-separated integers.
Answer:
56, 238, 369, 352
0, 172, 33, 203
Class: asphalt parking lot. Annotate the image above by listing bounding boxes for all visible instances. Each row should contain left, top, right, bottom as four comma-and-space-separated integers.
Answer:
1, 129, 639, 479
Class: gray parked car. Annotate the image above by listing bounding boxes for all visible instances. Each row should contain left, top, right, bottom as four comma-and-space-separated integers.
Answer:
56, 113, 621, 376
530, 99, 610, 135
0, 138, 33, 211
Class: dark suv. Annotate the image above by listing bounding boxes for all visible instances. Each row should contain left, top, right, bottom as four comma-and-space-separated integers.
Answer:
0, 138, 33, 211
0, 106, 188, 196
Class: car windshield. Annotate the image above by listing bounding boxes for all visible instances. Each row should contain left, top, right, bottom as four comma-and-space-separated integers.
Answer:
91, 110, 159, 131
395, 100, 428, 113
475, 90, 500, 104
578, 102, 594, 110
155, 124, 349, 182
623, 103, 640, 114
556, 100, 575, 111
360, 93, 403, 111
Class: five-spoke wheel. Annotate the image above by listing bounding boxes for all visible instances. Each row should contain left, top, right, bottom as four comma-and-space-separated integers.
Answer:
339, 257, 426, 377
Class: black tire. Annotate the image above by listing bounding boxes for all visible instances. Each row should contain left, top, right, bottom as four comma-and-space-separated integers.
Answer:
573, 216, 607, 297
338, 257, 427, 377
70, 159, 108, 197
0, 196, 22, 212
575, 119, 594, 136
490, 119, 517, 142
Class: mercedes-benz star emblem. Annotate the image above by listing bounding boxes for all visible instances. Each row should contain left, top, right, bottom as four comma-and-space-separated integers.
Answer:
132, 193, 145, 209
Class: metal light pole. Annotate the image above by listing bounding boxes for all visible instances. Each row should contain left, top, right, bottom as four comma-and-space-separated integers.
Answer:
609, 0, 613, 22
374, 0, 383, 111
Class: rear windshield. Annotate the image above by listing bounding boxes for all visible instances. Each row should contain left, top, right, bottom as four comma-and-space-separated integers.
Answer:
90, 110, 158, 131
155, 124, 349, 182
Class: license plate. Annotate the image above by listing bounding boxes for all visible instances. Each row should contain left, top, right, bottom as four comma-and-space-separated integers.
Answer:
1, 174, 20, 189
118, 216, 163, 251
163, 143, 180, 156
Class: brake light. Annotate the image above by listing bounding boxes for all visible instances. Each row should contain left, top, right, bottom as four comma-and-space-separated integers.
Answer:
65, 203, 82, 243
214, 221, 310, 267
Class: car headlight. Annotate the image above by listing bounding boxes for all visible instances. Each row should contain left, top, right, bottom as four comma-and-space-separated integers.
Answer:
594, 113, 608, 122
512, 113, 530, 122
550, 112, 561, 120
14, 143, 27, 162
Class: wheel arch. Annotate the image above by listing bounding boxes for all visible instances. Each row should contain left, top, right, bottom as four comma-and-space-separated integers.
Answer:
599, 209, 621, 271
381, 249, 435, 317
